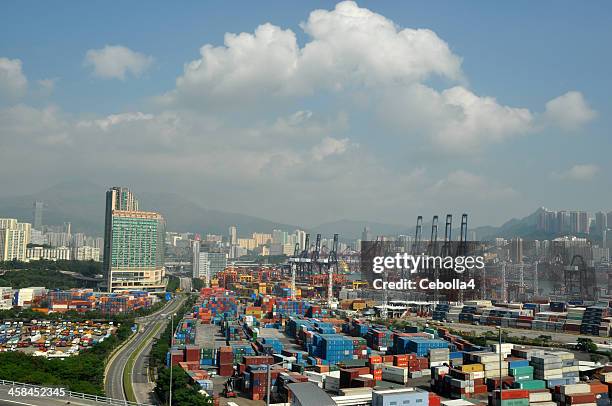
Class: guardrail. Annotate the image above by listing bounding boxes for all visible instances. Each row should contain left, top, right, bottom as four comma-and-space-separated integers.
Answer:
0, 379, 155, 405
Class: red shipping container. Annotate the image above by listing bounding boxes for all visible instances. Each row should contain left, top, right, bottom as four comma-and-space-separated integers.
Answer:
185, 346, 200, 362
351, 377, 375, 388
218, 364, 233, 376
564, 393, 596, 404
589, 382, 608, 394
474, 384, 487, 394
243, 355, 274, 365
495, 389, 528, 400
429, 393, 441, 406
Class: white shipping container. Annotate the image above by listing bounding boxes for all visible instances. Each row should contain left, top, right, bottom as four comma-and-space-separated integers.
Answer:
560, 383, 591, 395
382, 371, 409, 384
529, 392, 552, 402
482, 361, 508, 370
382, 365, 409, 376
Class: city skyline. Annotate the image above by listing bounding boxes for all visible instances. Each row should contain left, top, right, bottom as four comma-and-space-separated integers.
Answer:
1, 1, 610, 227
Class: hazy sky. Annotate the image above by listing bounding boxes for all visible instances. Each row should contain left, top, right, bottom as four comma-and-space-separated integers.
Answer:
0, 1, 610, 228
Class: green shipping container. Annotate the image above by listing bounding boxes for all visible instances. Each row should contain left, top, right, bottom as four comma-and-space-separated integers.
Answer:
512, 379, 546, 390
500, 399, 529, 406
509, 366, 534, 376
512, 374, 533, 382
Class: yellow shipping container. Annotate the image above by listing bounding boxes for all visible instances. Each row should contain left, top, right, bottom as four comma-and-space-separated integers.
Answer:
460, 364, 484, 372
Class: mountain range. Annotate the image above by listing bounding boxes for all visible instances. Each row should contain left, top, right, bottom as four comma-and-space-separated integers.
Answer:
0, 181, 553, 240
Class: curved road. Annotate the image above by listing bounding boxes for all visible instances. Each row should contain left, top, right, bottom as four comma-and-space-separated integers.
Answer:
104, 294, 188, 402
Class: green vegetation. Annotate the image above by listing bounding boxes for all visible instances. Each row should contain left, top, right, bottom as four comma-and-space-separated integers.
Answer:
166, 275, 180, 292
192, 278, 205, 291
151, 294, 208, 404
0, 259, 102, 278
0, 269, 88, 290
150, 295, 198, 370
150, 319, 174, 370
155, 366, 213, 406
0, 260, 104, 290
124, 323, 164, 402
0, 320, 133, 395
576, 337, 598, 353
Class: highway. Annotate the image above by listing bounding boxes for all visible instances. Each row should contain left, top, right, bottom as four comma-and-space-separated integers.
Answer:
0, 382, 125, 406
104, 294, 188, 403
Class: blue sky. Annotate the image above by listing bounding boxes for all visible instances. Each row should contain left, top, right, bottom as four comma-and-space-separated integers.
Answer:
0, 1, 610, 227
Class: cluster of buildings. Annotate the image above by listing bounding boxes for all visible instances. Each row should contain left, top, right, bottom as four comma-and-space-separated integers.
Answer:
537, 208, 612, 240
0, 218, 31, 262
1, 187, 168, 294
0, 286, 158, 315
0, 206, 102, 263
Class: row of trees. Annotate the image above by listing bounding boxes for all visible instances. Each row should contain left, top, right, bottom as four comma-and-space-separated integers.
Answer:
0, 260, 102, 278
0, 269, 84, 290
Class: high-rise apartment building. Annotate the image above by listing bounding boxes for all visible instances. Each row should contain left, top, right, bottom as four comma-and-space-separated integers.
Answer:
193, 251, 227, 285
192, 239, 201, 279
75, 246, 100, 262
252, 233, 272, 246
362, 227, 371, 242
272, 229, 288, 245
510, 237, 524, 263
103, 187, 166, 292
237, 238, 257, 251
594, 211, 607, 235
295, 229, 306, 251
46, 232, 71, 248
229, 225, 237, 245
0, 219, 31, 262
32, 201, 43, 230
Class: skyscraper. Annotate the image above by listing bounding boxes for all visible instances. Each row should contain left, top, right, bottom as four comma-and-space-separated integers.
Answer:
0, 219, 31, 262
103, 187, 166, 292
192, 239, 201, 279
594, 211, 607, 235
32, 201, 43, 230
361, 227, 371, 242
229, 225, 237, 245
510, 237, 524, 263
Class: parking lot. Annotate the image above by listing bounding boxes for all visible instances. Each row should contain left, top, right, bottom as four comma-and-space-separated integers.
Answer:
0, 319, 115, 357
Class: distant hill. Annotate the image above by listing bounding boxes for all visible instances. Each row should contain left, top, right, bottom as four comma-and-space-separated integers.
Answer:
0, 181, 299, 237
0, 182, 556, 241
473, 207, 555, 240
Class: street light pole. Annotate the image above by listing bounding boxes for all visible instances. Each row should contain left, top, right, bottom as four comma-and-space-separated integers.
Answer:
169, 313, 175, 406
497, 326, 503, 402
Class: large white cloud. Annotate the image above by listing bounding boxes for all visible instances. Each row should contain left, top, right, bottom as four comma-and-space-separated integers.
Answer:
84, 45, 153, 80
161, 1, 594, 152
0, 57, 28, 100
162, 1, 462, 107
544, 91, 597, 130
